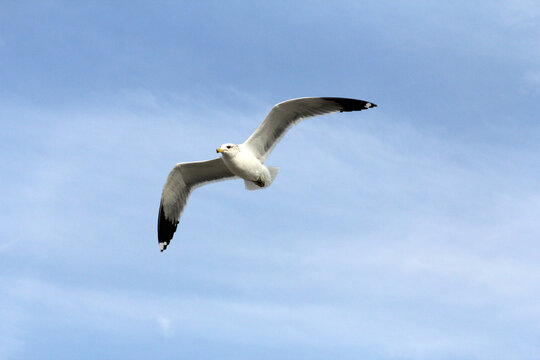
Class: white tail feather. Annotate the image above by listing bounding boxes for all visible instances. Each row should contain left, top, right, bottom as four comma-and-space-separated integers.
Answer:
244, 165, 280, 191
244, 180, 261, 190
266, 166, 279, 184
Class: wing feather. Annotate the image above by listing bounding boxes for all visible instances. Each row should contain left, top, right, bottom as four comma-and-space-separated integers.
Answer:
157, 157, 235, 251
243, 97, 376, 161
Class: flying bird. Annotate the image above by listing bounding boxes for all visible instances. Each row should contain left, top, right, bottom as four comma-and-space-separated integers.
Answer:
158, 97, 377, 251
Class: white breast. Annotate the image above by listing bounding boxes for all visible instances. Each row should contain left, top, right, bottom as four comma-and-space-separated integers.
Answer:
221, 146, 264, 181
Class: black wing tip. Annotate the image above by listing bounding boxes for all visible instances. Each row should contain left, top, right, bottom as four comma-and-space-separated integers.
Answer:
157, 202, 178, 252
321, 97, 377, 112
159, 241, 168, 252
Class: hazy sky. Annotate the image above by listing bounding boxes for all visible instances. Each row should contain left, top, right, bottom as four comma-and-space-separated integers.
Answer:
2, 1, 540, 359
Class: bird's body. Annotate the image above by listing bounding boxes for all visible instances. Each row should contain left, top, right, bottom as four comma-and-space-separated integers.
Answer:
157, 97, 377, 251
218, 143, 269, 186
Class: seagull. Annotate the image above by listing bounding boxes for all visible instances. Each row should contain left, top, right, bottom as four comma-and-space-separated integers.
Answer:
157, 97, 377, 251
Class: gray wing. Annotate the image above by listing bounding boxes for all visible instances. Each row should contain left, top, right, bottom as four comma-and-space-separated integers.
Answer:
243, 97, 376, 161
158, 158, 235, 252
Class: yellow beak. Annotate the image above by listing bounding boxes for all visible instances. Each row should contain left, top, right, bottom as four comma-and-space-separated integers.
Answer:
216, 148, 225, 153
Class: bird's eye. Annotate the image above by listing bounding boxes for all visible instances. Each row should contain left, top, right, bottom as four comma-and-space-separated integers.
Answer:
227, 145, 231, 149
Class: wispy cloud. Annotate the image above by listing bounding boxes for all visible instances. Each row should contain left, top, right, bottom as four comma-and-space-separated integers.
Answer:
2, 1, 540, 358
3, 91, 540, 358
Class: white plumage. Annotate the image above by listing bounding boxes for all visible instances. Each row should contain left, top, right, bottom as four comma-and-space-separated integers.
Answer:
158, 97, 377, 251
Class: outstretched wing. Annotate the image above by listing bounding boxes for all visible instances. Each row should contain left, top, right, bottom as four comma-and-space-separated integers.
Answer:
158, 158, 235, 252
243, 97, 376, 161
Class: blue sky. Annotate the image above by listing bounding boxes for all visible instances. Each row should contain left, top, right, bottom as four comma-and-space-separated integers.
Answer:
1, 1, 540, 359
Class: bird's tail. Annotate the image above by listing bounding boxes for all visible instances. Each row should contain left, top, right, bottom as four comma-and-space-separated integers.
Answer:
266, 165, 279, 185
244, 165, 279, 191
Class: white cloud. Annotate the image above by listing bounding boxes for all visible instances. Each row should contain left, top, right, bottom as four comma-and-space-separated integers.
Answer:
157, 316, 173, 337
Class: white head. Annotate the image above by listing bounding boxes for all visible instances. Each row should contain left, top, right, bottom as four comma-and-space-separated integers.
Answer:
216, 143, 240, 156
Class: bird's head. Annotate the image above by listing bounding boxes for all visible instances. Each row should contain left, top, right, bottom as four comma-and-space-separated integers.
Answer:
216, 143, 240, 156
